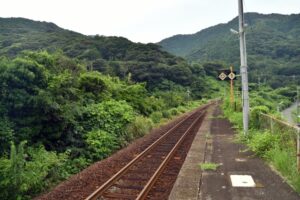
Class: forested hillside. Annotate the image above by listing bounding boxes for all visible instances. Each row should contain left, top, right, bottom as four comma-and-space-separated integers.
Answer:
1, 15, 297, 200
159, 13, 300, 88
0, 17, 210, 91
0, 18, 223, 199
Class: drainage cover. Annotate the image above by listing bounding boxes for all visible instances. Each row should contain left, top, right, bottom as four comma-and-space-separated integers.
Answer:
235, 158, 247, 162
230, 175, 256, 187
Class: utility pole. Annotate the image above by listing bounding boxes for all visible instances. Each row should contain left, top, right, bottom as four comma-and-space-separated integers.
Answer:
230, 66, 235, 108
297, 86, 300, 126
238, 0, 250, 134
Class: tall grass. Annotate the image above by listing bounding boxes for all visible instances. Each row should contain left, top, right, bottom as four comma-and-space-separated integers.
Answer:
222, 97, 300, 193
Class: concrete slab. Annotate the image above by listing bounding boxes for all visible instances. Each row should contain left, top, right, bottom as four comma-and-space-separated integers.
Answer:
168, 104, 215, 200
230, 175, 256, 187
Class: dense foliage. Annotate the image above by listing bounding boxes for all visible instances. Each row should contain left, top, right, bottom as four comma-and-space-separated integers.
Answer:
159, 13, 300, 88
0, 49, 221, 199
222, 84, 300, 193
0, 17, 212, 91
0, 14, 298, 199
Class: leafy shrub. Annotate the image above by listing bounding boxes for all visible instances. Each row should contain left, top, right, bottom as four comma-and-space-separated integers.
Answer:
141, 96, 166, 116
79, 72, 106, 95
227, 112, 243, 129
114, 84, 149, 115
187, 100, 202, 110
169, 108, 179, 116
162, 110, 171, 118
82, 100, 135, 137
85, 130, 118, 160
0, 142, 67, 200
59, 156, 91, 178
247, 131, 279, 156
250, 106, 269, 128
250, 96, 274, 110
177, 106, 187, 113
0, 118, 14, 155
126, 116, 153, 139
150, 111, 163, 123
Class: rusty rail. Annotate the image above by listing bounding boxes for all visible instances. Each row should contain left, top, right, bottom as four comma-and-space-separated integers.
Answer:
85, 105, 208, 200
136, 110, 205, 199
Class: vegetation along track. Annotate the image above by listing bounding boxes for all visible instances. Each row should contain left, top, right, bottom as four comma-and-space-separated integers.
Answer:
85, 104, 209, 200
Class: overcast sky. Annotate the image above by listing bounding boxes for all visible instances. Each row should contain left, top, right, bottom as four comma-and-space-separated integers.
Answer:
1, 0, 300, 43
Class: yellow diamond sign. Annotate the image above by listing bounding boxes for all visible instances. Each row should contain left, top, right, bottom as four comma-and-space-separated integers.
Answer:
228, 72, 236, 80
219, 72, 227, 80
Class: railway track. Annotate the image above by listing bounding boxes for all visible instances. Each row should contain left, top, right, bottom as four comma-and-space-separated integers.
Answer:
85, 105, 209, 200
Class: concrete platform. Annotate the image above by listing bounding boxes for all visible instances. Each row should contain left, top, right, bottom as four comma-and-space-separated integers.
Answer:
169, 104, 300, 200
168, 104, 214, 200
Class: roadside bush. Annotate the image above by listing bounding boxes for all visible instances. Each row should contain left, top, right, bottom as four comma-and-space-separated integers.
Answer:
0, 142, 67, 200
0, 118, 14, 155
187, 100, 202, 109
139, 96, 165, 116
222, 96, 243, 129
250, 95, 274, 110
85, 129, 118, 160
150, 111, 163, 123
162, 110, 171, 118
226, 111, 243, 130
177, 106, 187, 113
79, 72, 107, 98
250, 106, 269, 128
222, 86, 300, 193
126, 116, 153, 139
82, 100, 135, 137
169, 108, 179, 116
247, 131, 279, 157
60, 156, 91, 177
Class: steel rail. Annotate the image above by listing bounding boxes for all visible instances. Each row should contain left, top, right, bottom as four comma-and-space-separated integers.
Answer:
85, 104, 209, 200
136, 111, 206, 199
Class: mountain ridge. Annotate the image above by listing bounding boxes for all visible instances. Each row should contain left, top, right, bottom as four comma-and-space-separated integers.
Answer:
159, 12, 300, 87
0, 17, 213, 92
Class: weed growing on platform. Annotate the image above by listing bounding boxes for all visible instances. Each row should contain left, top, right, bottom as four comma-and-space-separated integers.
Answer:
222, 96, 300, 194
199, 162, 220, 171
247, 130, 279, 157
209, 115, 225, 119
266, 148, 300, 193
205, 133, 212, 139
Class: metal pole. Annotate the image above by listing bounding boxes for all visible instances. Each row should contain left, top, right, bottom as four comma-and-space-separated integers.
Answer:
297, 132, 300, 171
238, 0, 250, 134
230, 66, 235, 108
297, 86, 299, 125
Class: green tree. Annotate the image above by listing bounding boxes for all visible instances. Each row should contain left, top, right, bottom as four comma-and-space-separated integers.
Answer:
82, 100, 135, 143
85, 130, 118, 160
0, 142, 66, 199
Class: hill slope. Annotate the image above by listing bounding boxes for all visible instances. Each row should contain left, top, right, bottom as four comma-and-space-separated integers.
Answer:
0, 17, 206, 90
159, 13, 300, 87
0, 17, 174, 62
